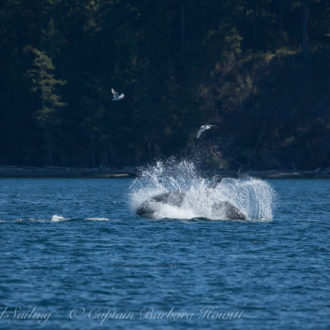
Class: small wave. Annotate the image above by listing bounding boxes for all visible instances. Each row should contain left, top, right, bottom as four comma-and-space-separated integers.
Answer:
5, 216, 111, 222
51, 215, 70, 222
13, 217, 55, 222
85, 217, 111, 221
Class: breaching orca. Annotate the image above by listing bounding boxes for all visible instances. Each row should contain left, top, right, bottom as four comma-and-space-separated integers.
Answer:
135, 191, 247, 220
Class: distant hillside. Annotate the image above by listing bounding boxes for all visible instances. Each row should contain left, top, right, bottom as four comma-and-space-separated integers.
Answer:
198, 49, 329, 170
0, 0, 329, 169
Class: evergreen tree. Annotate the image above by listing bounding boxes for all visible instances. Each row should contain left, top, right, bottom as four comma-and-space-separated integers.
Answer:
27, 48, 66, 164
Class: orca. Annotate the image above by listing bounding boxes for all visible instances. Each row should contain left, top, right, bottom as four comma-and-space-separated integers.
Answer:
135, 191, 247, 220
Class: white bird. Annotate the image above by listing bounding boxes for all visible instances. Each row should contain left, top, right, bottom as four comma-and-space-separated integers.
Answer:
196, 124, 215, 139
111, 88, 124, 101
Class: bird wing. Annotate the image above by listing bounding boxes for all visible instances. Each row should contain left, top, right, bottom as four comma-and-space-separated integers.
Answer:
196, 128, 203, 139
111, 88, 118, 97
118, 93, 124, 99
196, 124, 215, 139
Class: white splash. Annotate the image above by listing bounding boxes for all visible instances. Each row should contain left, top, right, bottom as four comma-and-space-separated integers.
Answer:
129, 160, 275, 221
85, 217, 111, 221
51, 215, 70, 222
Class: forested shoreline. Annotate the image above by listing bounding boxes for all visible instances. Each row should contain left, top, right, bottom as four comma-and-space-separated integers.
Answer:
0, 0, 329, 170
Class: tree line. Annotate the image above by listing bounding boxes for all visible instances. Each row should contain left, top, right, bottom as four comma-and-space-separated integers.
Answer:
0, 0, 329, 169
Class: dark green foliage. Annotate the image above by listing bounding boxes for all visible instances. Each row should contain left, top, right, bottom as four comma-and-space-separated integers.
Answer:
27, 48, 66, 125
27, 47, 66, 164
0, 0, 328, 169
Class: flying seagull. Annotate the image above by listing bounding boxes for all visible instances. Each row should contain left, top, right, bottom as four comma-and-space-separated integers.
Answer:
196, 124, 215, 139
111, 88, 124, 101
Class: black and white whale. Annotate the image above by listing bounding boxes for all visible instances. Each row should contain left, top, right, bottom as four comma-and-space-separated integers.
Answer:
135, 190, 247, 220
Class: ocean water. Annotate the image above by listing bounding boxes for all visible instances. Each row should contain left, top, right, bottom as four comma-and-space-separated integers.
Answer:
0, 175, 329, 329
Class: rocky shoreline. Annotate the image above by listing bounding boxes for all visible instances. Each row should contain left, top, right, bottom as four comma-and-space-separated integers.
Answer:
224, 169, 330, 179
0, 166, 137, 178
0, 166, 329, 179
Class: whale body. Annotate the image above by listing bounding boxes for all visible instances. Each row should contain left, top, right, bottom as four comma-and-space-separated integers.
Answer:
135, 191, 247, 220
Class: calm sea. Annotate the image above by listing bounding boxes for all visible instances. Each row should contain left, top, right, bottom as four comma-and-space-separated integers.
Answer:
0, 178, 329, 329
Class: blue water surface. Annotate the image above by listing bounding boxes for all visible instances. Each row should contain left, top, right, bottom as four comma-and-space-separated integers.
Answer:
0, 178, 329, 329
